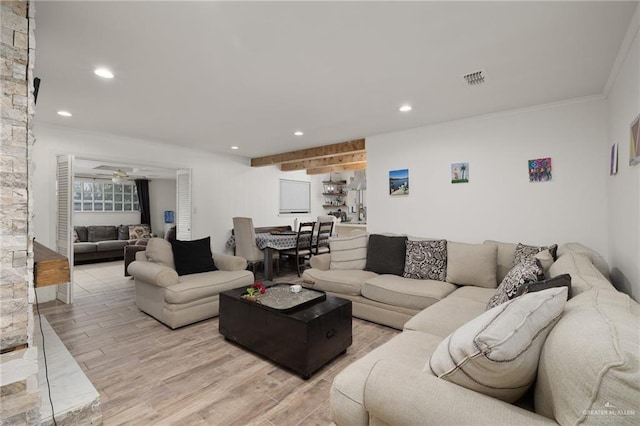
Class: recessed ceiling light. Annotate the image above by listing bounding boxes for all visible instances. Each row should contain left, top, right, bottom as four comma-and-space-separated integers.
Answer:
399, 105, 412, 112
57, 110, 72, 117
230, 146, 239, 150
94, 67, 114, 79
294, 131, 304, 136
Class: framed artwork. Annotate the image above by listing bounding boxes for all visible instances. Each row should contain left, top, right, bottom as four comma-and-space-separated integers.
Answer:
610, 143, 618, 175
630, 113, 640, 166
389, 169, 409, 195
451, 162, 469, 184
529, 157, 552, 182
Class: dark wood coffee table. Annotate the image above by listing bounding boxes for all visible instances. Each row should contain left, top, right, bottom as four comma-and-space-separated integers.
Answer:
219, 283, 352, 379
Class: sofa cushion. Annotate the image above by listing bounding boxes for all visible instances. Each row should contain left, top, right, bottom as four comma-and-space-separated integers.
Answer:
535, 289, 640, 425
403, 239, 447, 281
548, 251, 614, 297
302, 268, 377, 296
483, 240, 517, 283
74, 226, 88, 242
362, 275, 457, 311
404, 286, 495, 338
95, 240, 129, 252
73, 242, 96, 254
145, 237, 176, 270
486, 258, 545, 310
169, 236, 217, 276
514, 242, 558, 265
329, 231, 368, 270
129, 224, 151, 240
428, 287, 568, 403
164, 270, 254, 304
87, 225, 117, 242
331, 330, 442, 426
446, 242, 498, 288
365, 234, 407, 276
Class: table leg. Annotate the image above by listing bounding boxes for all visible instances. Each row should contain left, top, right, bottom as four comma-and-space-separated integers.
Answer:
263, 247, 274, 281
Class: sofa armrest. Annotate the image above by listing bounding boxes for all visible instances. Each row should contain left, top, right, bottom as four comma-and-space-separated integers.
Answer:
364, 360, 556, 426
213, 252, 247, 271
128, 261, 179, 287
309, 253, 331, 270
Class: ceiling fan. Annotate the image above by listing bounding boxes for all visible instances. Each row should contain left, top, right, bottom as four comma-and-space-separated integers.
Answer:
111, 169, 130, 184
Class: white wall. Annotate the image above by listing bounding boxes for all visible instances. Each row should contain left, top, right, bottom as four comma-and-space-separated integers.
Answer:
149, 179, 176, 237
367, 97, 609, 259
33, 123, 325, 255
606, 7, 640, 300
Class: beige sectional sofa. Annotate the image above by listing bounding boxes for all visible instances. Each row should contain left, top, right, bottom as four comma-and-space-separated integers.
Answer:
128, 238, 254, 329
302, 235, 640, 425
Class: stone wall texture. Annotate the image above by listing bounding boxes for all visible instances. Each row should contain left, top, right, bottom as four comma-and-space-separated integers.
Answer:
0, 0, 40, 424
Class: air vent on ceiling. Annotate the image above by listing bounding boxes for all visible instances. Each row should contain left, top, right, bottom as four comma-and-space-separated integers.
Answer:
462, 69, 487, 86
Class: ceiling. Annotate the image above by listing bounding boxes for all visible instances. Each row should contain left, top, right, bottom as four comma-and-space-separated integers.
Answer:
74, 158, 177, 180
33, 1, 637, 159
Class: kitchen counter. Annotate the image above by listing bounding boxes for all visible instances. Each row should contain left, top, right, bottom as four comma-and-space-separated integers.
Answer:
335, 222, 367, 236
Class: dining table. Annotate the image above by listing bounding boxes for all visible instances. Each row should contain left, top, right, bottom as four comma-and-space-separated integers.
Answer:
226, 232, 299, 280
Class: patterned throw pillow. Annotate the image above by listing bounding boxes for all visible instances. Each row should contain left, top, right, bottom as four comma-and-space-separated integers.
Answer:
486, 258, 545, 310
129, 224, 151, 240
514, 242, 558, 265
403, 240, 447, 281
72, 229, 80, 243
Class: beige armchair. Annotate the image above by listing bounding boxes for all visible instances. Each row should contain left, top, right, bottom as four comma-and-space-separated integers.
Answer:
128, 238, 254, 329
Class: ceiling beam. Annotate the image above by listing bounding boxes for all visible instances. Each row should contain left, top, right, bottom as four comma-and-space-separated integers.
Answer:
306, 162, 367, 175
280, 152, 367, 171
251, 139, 365, 167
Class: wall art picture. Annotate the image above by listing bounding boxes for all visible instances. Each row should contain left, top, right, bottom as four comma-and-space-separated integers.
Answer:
528, 157, 552, 182
451, 162, 469, 184
389, 169, 409, 195
630, 113, 640, 166
610, 143, 618, 175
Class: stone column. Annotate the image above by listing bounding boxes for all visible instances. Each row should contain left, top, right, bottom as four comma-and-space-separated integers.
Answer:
0, 0, 40, 423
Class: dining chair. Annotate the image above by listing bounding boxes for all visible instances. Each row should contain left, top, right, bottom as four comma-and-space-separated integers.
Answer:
280, 221, 315, 276
317, 215, 338, 236
232, 217, 278, 276
314, 221, 334, 255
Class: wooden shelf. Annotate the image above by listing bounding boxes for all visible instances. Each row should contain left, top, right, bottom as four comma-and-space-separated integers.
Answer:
34, 241, 70, 288
322, 193, 345, 196
323, 204, 346, 208
322, 180, 347, 185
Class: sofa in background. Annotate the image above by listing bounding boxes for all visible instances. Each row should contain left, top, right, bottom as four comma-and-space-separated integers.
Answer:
127, 237, 254, 329
73, 224, 150, 264
301, 233, 639, 425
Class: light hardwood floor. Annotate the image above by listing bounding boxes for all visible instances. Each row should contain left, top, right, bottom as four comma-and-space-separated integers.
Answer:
37, 261, 399, 426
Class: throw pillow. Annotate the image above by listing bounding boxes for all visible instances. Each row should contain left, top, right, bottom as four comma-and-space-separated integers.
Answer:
515, 273, 572, 299
118, 224, 132, 240
72, 229, 80, 243
446, 242, 498, 288
486, 258, 545, 310
428, 287, 568, 403
535, 249, 554, 272
365, 234, 408, 276
403, 240, 447, 281
329, 231, 368, 270
129, 224, 151, 240
169, 236, 217, 276
145, 237, 176, 269
514, 242, 558, 265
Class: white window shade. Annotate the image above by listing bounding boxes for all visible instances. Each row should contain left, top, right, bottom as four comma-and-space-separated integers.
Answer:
280, 179, 310, 214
